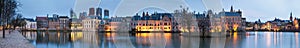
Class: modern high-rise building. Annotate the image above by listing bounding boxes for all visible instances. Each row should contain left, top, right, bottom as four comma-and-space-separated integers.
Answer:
104, 9, 109, 19
79, 12, 87, 20
89, 8, 95, 16
96, 7, 102, 19
70, 9, 77, 19
96, 8, 102, 16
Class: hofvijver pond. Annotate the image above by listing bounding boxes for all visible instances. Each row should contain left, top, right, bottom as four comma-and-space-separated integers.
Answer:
21, 31, 300, 48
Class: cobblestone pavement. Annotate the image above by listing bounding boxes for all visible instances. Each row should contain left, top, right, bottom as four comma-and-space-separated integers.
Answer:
0, 30, 35, 48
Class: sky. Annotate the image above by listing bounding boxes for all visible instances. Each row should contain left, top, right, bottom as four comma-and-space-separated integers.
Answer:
19, 0, 300, 22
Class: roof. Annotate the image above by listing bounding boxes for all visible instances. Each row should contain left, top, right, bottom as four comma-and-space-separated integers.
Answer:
25, 18, 36, 22
36, 17, 47, 20
195, 14, 206, 18
132, 13, 173, 20
59, 16, 69, 18
224, 12, 241, 16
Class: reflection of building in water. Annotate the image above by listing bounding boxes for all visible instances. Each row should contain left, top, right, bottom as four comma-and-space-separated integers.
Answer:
82, 31, 99, 48
35, 31, 72, 48
70, 32, 83, 41
112, 33, 134, 48
99, 33, 116, 48
180, 36, 226, 48
23, 32, 37, 40
131, 33, 151, 48
130, 33, 181, 48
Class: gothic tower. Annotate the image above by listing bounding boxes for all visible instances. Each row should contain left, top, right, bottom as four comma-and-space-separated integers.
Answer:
290, 12, 293, 21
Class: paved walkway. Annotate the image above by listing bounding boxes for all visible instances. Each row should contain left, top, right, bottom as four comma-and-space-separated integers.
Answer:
0, 30, 34, 48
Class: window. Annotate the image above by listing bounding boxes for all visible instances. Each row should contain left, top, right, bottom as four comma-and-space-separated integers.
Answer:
164, 23, 167, 25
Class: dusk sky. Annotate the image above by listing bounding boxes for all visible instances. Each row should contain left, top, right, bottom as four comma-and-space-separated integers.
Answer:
20, 0, 300, 22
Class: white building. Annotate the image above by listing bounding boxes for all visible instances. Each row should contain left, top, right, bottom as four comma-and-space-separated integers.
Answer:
25, 18, 37, 30
82, 16, 101, 31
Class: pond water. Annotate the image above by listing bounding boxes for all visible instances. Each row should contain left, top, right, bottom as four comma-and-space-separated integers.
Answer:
21, 31, 300, 48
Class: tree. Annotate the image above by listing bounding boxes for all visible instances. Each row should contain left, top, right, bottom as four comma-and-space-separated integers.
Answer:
19, 18, 27, 30
0, 0, 19, 38
11, 14, 23, 30
174, 7, 199, 32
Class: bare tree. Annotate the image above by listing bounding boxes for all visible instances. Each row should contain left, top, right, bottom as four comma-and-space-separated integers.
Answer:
0, 0, 19, 38
11, 14, 23, 30
115, 18, 130, 32
174, 7, 199, 32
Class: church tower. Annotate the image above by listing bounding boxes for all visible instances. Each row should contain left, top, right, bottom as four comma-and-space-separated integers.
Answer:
290, 12, 293, 21
230, 6, 234, 12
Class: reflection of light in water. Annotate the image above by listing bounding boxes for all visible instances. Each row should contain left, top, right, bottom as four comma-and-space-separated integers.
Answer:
254, 32, 258, 48
70, 32, 83, 41
105, 33, 115, 38
233, 32, 238, 47
136, 33, 152, 38
57, 32, 60, 37
164, 33, 171, 48
274, 32, 277, 45
135, 33, 151, 47
266, 32, 271, 48
295, 32, 299, 48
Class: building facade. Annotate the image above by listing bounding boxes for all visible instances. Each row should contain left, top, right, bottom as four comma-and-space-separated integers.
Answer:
221, 6, 244, 32
131, 12, 173, 32
82, 16, 100, 31
59, 16, 70, 30
25, 18, 37, 30
48, 14, 59, 30
36, 16, 48, 30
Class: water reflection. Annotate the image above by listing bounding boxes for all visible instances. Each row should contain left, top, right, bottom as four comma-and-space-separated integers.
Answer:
21, 31, 300, 48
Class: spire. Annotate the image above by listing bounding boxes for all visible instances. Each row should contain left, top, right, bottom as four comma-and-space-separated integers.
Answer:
290, 12, 293, 17
290, 12, 293, 21
230, 5, 234, 12
142, 12, 145, 16
146, 12, 149, 16
222, 8, 225, 12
